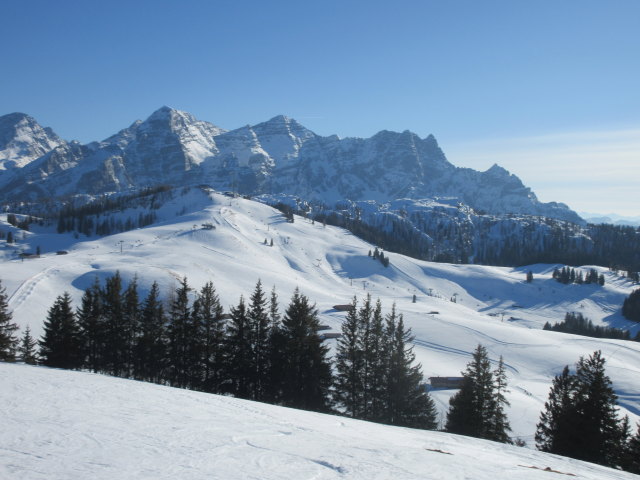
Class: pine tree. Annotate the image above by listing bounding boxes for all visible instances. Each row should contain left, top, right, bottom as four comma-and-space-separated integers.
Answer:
192, 281, 225, 393
573, 351, 625, 466
279, 288, 332, 412
101, 272, 126, 376
18, 326, 38, 364
446, 344, 504, 440
167, 277, 192, 388
535, 365, 578, 456
247, 280, 271, 401
535, 351, 627, 467
487, 356, 512, 443
622, 423, 640, 474
134, 281, 167, 383
39, 292, 83, 369
224, 295, 252, 398
76, 278, 103, 372
384, 306, 438, 429
0, 279, 19, 362
334, 297, 364, 417
265, 287, 286, 403
122, 276, 141, 377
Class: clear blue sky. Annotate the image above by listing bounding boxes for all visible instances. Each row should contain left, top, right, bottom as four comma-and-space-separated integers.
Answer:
2, 0, 639, 215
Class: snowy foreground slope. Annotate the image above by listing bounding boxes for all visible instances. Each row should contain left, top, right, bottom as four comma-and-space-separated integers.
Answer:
2, 190, 640, 442
1, 362, 636, 480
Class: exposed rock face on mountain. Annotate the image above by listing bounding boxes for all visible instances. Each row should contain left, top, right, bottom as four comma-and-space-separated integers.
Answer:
0, 113, 65, 170
0, 107, 582, 224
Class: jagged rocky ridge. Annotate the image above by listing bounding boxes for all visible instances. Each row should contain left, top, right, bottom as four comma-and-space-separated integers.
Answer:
0, 107, 581, 224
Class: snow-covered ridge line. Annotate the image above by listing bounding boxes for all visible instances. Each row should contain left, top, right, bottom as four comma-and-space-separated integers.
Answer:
0, 107, 582, 224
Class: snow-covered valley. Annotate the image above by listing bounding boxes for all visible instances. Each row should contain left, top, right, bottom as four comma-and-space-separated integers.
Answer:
2, 189, 640, 447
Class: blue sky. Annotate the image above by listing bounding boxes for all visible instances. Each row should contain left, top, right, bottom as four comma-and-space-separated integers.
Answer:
2, 0, 639, 216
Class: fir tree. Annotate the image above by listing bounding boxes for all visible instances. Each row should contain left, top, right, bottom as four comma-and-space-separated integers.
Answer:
384, 306, 438, 429
224, 295, 252, 398
535, 351, 627, 467
134, 281, 167, 383
334, 297, 364, 417
247, 280, 271, 401
167, 277, 192, 388
622, 423, 640, 474
76, 278, 103, 372
101, 272, 126, 376
122, 276, 141, 377
39, 292, 83, 369
192, 281, 225, 393
487, 356, 512, 443
19, 326, 38, 364
0, 279, 19, 362
535, 365, 578, 456
279, 288, 332, 412
446, 344, 508, 441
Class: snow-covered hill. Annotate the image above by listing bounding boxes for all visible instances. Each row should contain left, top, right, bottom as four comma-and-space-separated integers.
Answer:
0, 107, 582, 224
1, 362, 636, 480
1, 189, 639, 444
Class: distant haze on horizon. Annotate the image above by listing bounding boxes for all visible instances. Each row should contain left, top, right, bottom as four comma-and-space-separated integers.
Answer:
1, 0, 638, 217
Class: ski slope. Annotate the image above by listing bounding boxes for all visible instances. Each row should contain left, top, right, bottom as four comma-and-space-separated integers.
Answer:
1, 189, 640, 443
1, 362, 636, 480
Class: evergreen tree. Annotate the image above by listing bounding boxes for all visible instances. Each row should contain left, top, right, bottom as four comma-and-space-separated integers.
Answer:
76, 278, 103, 372
535, 351, 627, 467
134, 282, 167, 383
572, 350, 625, 466
535, 365, 578, 456
384, 306, 438, 429
167, 277, 192, 388
122, 276, 141, 377
18, 326, 38, 364
101, 272, 126, 376
265, 287, 286, 403
622, 423, 640, 474
334, 297, 364, 417
279, 288, 332, 412
247, 280, 271, 401
487, 356, 512, 443
192, 281, 225, 393
39, 292, 83, 369
0, 279, 19, 362
526, 270, 534, 283
446, 344, 508, 441
224, 295, 253, 398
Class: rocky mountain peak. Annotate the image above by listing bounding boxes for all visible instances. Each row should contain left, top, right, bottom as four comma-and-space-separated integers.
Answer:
0, 112, 65, 170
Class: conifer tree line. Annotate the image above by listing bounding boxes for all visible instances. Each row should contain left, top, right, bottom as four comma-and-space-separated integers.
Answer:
2, 275, 437, 429
622, 289, 640, 322
544, 312, 639, 342
552, 266, 605, 286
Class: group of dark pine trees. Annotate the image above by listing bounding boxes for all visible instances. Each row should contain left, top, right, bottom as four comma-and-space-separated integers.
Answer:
4, 275, 640, 472
0, 276, 437, 429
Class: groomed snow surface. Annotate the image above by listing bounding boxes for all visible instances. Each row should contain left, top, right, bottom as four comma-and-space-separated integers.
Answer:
1, 362, 636, 480
2, 189, 640, 473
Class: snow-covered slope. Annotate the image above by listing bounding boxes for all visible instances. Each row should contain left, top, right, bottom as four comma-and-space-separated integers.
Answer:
2, 362, 636, 480
0, 108, 582, 223
1, 190, 638, 443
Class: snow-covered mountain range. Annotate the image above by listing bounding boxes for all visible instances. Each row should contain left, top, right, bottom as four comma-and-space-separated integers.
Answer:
0, 107, 581, 224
